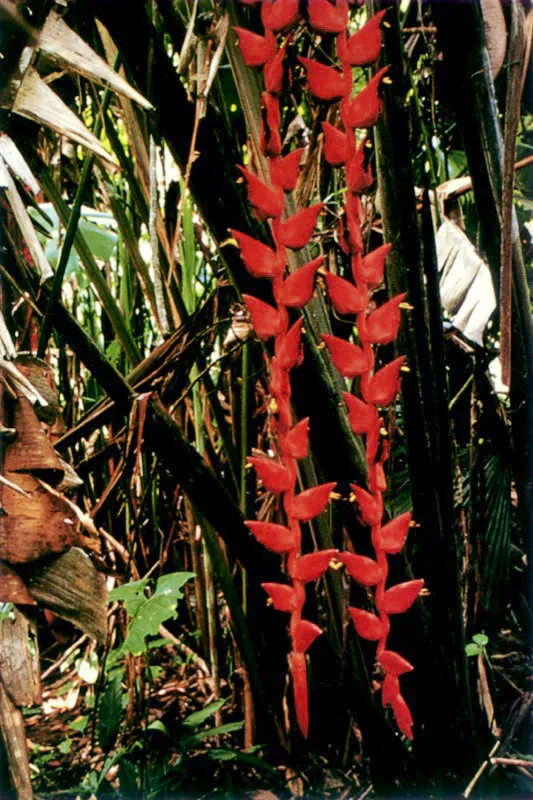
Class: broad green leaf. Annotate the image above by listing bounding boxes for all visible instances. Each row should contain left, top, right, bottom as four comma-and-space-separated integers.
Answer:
59, 738, 72, 755
97, 676, 124, 752
472, 633, 489, 647
180, 721, 244, 749
69, 715, 89, 733
465, 643, 481, 657
182, 699, 227, 728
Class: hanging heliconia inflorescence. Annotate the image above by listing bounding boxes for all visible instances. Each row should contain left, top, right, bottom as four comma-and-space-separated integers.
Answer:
233, 0, 422, 741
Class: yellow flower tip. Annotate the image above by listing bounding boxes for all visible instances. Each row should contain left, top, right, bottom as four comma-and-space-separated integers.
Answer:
269, 398, 279, 413
317, 341, 327, 350
382, 76, 393, 85
348, 492, 356, 503
330, 559, 344, 571
220, 237, 239, 249
245, 462, 253, 470
379, 427, 388, 437
409, 520, 421, 528
419, 588, 431, 597
301, 326, 307, 334
399, 302, 414, 310
317, 265, 328, 276
400, 365, 411, 373
329, 491, 342, 501
266, 597, 273, 607
383, 20, 392, 28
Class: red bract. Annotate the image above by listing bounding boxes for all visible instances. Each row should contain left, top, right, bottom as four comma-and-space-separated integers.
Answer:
322, 334, 369, 377
262, 582, 300, 612
380, 512, 412, 554
324, 272, 368, 314
382, 673, 400, 706
322, 122, 353, 167
362, 293, 407, 345
262, 0, 300, 32
291, 549, 338, 581
344, 66, 389, 129
288, 482, 336, 522
382, 579, 424, 614
351, 484, 382, 525
392, 694, 414, 739
369, 462, 387, 493
365, 418, 381, 464
270, 147, 304, 192
340, 553, 382, 585
292, 619, 323, 652
362, 356, 405, 406
289, 651, 309, 737
232, 230, 281, 279
344, 195, 364, 253
349, 607, 386, 640
298, 57, 351, 102
353, 242, 392, 286
264, 40, 288, 95
342, 392, 379, 434
270, 356, 290, 399
380, 650, 414, 676
277, 318, 304, 370
278, 256, 324, 307
242, 294, 281, 339
238, 166, 284, 219
233, 26, 277, 68
337, 9, 388, 66
245, 521, 296, 553
346, 143, 374, 194
261, 91, 282, 156
277, 203, 324, 249
308, 0, 349, 34
281, 417, 310, 460
248, 456, 293, 493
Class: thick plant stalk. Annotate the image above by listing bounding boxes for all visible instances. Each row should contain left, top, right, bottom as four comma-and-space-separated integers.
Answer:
233, 0, 421, 740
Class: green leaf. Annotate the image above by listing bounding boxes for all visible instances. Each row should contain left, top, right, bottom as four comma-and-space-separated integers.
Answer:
472, 633, 489, 647
78, 218, 116, 262
182, 699, 227, 728
118, 759, 140, 797
69, 715, 89, 733
465, 643, 481, 657
97, 676, 124, 752
59, 738, 72, 755
180, 721, 244, 750
147, 719, 168, 735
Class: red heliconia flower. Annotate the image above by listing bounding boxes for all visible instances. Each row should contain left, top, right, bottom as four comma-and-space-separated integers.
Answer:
270, 356, 291, 399
262, 582, 302, 612
380, 512, 412, 554
342, 392, 379, 434
344, 66, 389, 129
289, 651, 309, 737
238, 166, 284, 219
361, 293, 407, 345
233, 26, 277, 68
324, 272, 368, 314
337, 9, 388, 66
264, 39, 288, 95
339, 553, 382, 585
232, 229, 282, 279
369, 461, 387, 493
349, 607, 386, 641
392, 694, 414, 739
365, 417, 381, 464
308, 0, 349, 34
261, 91, 282, 156
379, 649, 414, 677
346, 139, 374, 194
337, 216, 350, 256
292, 619, 323, 653
277, 317, 304, 370
248, 456, 293, 493
242, 294, 281, 339
277, 203, 324, 249
321, 334, 369, 378
245, 521, 297, 553
298, 57, 351, 102
362, 356, 405, 406
322, 122, 353, 167
270, 147, 304, 192
281, 417, 310, 460
291, 549, 338, 581
382, 673, 400, 706
344, 195, 364, 253
262, 0, 300, 32
351, 484, 382, 525
353, 243, 392, 287
278, 256, 324, 307
287, 482, 337, 522
382, 579, 424, 614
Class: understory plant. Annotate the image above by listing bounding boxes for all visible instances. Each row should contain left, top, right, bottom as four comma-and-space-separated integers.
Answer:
233, 0, 423, 741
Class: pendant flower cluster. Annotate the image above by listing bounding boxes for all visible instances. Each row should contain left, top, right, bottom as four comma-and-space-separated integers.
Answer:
233, 0, 422, 741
